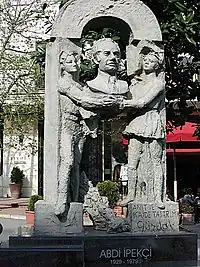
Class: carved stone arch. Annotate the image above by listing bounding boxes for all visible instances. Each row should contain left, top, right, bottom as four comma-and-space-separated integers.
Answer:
82, 16, 132, 43
52, 0, 162, 41
81, 16, 132, 56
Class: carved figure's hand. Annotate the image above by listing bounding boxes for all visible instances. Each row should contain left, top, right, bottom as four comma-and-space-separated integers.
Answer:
81, 95, 117, 108
101, 95, 120, 107
120, 99, 133, 109
81, 96, 97, 108
81, 94, 124, 110
134, 99, 145, 109
121, 99, 145, 109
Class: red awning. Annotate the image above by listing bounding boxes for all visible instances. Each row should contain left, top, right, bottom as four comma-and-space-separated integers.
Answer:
166, 122, 199, 143
121, 122, 200, 145
167, 148, 200, 155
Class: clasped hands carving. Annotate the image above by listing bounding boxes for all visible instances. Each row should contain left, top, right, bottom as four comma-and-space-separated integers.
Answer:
80, 93, 143, 112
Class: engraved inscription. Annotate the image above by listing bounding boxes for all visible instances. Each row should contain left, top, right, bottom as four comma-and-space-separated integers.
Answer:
130, 204, 179, 233
99, 247, 152, 265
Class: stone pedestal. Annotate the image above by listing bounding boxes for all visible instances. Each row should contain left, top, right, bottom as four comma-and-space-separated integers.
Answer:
8, 229, 197, 267
128, 202, 179, 233
2, 245, 84, 267
34, 201, 83, 236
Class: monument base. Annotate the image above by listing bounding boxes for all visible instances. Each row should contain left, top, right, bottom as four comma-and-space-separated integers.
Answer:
128, 201, 179, 233
8, 227, 197, 267
34, 200, 84, 236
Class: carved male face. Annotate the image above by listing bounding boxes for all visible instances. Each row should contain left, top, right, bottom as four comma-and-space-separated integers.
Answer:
93, 39, 121, 75
60, 51, 79, 74
143, 53, 159, 73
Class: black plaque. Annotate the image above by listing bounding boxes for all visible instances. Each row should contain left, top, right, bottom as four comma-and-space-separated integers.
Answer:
84, 230, 197, 267
7, 230, 197, 267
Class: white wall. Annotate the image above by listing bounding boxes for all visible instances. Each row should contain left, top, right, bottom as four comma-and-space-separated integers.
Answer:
0, 126, 38, 198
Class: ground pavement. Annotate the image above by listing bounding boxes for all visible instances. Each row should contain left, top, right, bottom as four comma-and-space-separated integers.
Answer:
0, 197, 27, 220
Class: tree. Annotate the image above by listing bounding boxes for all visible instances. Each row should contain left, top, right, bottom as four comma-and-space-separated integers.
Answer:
0, 0, 58, 140
143, 0, 200, 126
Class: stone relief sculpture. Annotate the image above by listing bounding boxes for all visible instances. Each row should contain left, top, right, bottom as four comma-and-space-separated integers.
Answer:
56, 50, 89, 217
84, 182, 130, 233
120, 40, 166, 208
56, 50, 104, 217
56, 38, 166, 222
87, 38, 128, 96
55, 38, 129, 217
37, 0, 180, 236
56, 38, 129, 218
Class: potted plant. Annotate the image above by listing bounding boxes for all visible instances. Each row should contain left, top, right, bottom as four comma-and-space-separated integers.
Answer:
180, 203, 195, 225
97, 180, 122, 215
26, 194, 43, 225
9, 166, 25, 199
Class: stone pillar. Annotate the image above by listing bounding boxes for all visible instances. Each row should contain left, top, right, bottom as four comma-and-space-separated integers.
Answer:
35, 201, 83, 236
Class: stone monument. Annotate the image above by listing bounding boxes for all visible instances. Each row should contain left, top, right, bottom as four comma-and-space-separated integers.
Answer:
35, 0, 180, 235
7, 1, 197, 267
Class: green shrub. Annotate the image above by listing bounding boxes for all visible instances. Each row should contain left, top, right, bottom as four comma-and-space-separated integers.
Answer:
10, 166, 25, 184
28, 195, 43, 211
97, 180, 120, 208
180, 203, 195, 214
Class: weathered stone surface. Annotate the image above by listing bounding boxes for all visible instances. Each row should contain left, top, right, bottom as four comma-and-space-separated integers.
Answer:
44, 38, 84, 206
45, 36, 128, 220
128, 202, 179, 233
87, 38, 128, 96
84, 182, 130, 233
120, 40, 166, 208
43, 0, 176, 235
55, 37, 128, 218
66, 202, 84, 233
56, 48, 90, 217
44, 41, 60, 204
35, 201, 83, 236
17, 225, 34, 237
52, 0, 162, 41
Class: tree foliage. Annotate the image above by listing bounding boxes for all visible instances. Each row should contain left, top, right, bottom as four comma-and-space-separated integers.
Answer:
97, 180, 120, 208
143, 0, 200, 125
0, 0, 56, 136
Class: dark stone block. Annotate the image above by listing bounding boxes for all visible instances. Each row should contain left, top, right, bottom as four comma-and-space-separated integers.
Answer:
83, 229, 197, 266
9, 235, 83, 248
7, 236, 84, 266
0, 248, 84, 267
85, 261, 197, 267
6, 229, 197, 267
